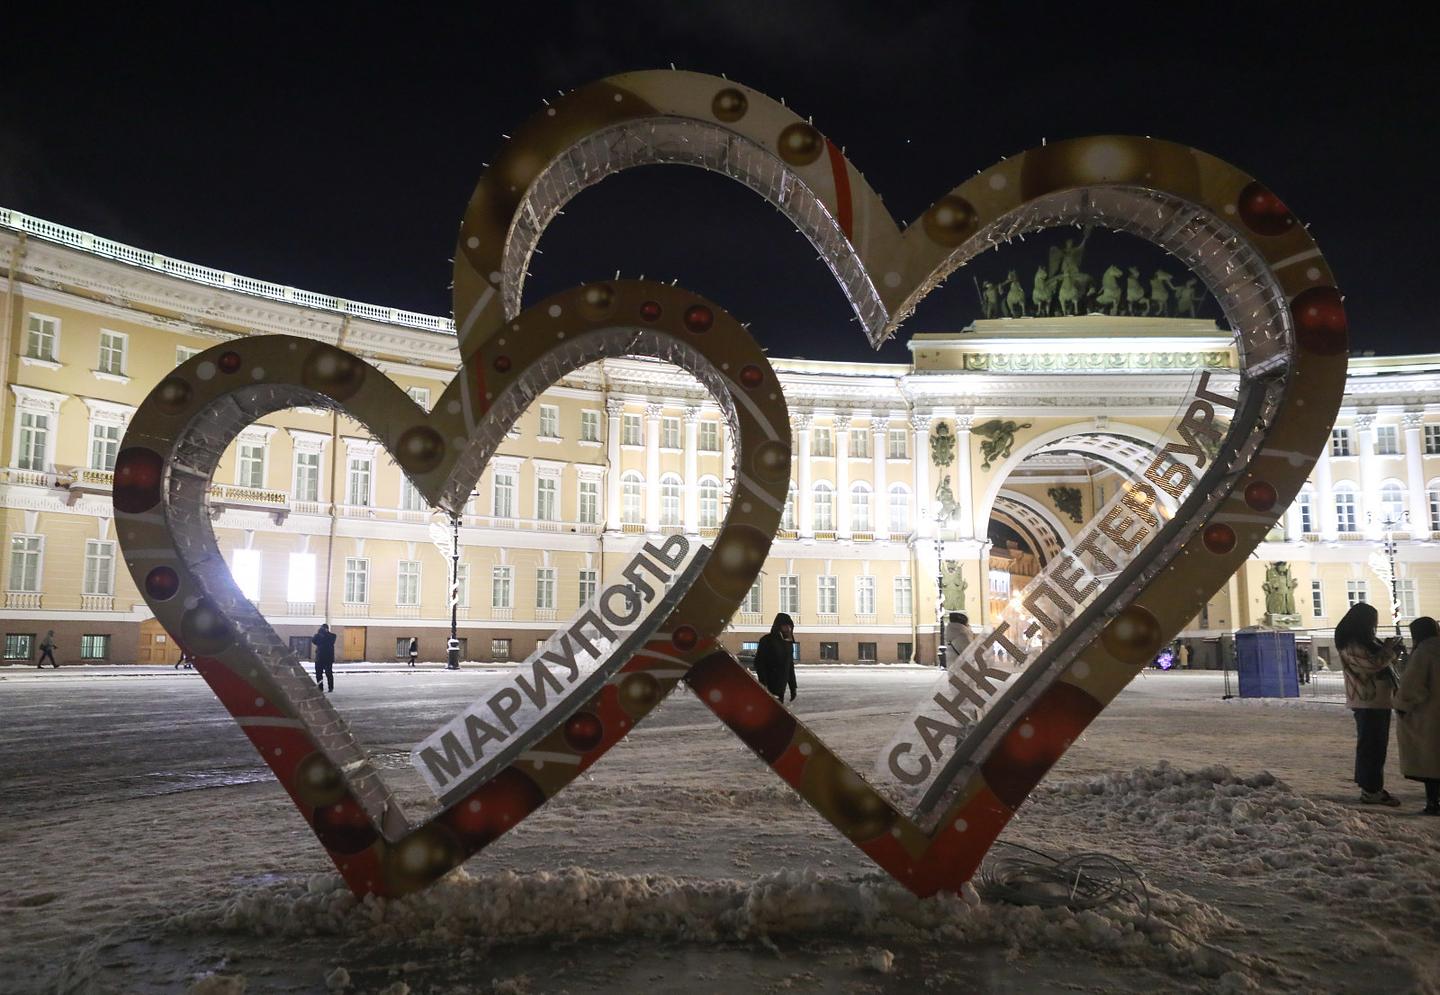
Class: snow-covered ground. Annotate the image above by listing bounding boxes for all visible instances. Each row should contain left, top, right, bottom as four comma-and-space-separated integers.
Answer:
2, 666, 1436, 993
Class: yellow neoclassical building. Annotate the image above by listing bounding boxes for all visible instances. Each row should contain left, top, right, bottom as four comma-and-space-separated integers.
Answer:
3, 208, 1438, 668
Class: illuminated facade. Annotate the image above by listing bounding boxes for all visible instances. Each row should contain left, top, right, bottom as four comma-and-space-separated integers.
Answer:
3, 209, 1438, 667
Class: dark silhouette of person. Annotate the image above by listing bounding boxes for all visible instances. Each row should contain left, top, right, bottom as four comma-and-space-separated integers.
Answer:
37, 630, 58, 668
754, 612, 797, 702
1336, 603, 1402, 806
408, 636, 419, 668
312, 624, 338, 692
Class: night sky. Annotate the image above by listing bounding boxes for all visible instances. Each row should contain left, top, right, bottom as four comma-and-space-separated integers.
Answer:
3, 4, 1430, 363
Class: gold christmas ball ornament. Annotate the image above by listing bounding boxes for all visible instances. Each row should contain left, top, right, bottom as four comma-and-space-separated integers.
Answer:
704, 527, 770, 600
617, 671, 661, 718
921, 195, 979, 247
382, 824, 462, 892
712, 88, 749, 123
395, 426, 445, 475
300, 344, 367, 402
293, 752, 346, 807
801, 750, 895, 842
776, 123, 824, 166
1100, 605, 1164, 665
578, 283, 617, 321
154, 376, 193, 414
1019, 136, 1201, 201
180, 600, 233, 655
749, 439, 790, 483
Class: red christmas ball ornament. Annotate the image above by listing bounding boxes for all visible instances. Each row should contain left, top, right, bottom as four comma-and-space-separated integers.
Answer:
563, 711, 604, 752
739, 364, 764, 389
1202, 523, 1237, 554
982, 682, 1102, 808
112, 447, 165, 514
671, 625, 699, 652
1244, 480, 1279, 512
639, 300, 663, 322
444, 768, 546, 848
688, 653, 795, 762
1236, 181, 1296, 237
1291, 287, 1347, 356
144, 565, 181, 601
312, 796, 378, 854
493, 354, 512, 373
683, 304, 713, 333
217, 350, 243, 374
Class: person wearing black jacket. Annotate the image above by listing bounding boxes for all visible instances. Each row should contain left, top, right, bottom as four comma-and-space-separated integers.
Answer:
754, 612, 796, 702
312, 624, 338, 692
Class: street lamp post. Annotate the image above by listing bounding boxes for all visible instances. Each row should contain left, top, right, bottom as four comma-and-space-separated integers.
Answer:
935, 508, 948, 669
1372, 510, 1409, 641
447, 512, 462, 669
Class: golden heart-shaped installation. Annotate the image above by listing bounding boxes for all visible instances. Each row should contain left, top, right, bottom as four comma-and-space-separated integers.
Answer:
442, 71, 1347, 897
116, 281, 790, 896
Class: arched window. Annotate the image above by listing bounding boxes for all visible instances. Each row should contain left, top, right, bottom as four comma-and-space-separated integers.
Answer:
813, 481, 834, 531
699, 477, 721, 528
660, 474, 683, 526
1333, 483, 1358, 533
782, 483, 796, 531
889, 484, 911, 533
850, 482, 872, 531
1379, 481, 1406, 526
622, 471, 644, 525
1297, 488, 1315, 534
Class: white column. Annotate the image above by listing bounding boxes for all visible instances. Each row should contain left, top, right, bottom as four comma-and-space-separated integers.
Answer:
872, 417, 889, 537
683, 406, 700, 534
644, 402, 662, 533
834, 414, 851, 539
1356, 414, 1380, 537
1404, 412, 1429, 538
721, 420, 734, 494
796, 411, 814, 539
1284, 495, 1303, 541
955, 415, 975, 539
1316, 444, 1336, 541
605, 397, 624, 532
912, 411, 931, 537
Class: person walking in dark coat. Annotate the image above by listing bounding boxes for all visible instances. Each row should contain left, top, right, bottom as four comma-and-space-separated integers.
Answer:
312, 624, 338, 692
754, 612, 796, 702
407, 637, 419, 668
37, 630, 58, 668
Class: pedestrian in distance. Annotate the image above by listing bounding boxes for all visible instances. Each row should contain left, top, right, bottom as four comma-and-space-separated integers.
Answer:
37, 630, 58, 669
312, 624, 337, 693
1296, 645, 1311, 685
174, 650, 195, 671
754, 612, 797, 702
1336, 602, 1403, 807
947, 611, 972, 666
407, 636, 419, 668
1394, 616, 1440, 816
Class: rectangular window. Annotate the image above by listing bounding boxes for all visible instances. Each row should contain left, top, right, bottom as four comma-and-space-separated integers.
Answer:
237, 442, 266, 488
492, 565, 513, 609
229, 548, 261, 601
25, 314, 58, 362
894, 576, 913, 616
817, 576, 838, 614
578, 479, 599, 523
1397, 579, 1418, 619
405, 385, 431, 409
1426, 424, 1440, 455
80, 634, 109, 660
581, 410, 601, 442
743, 580, 762, 614
819, 642, 839, 661
699, 421, 719, 452
98, 330, 127, 375
579, 569, 598, 606
536, 477, 558, 521
1431, 488, 1440, 533
287, 553, 317, 603
1375, 425, 1399, 455
858, 641, 877, 662
1311, 579, 1324, 617
400, 477, 426, 512
294, 451, 321, 502
539, 404, 560, 438
1335, 491, 1358, 533
8, 535, 42, 592
1346, 579, 1367, 608
779, 575, 800, 615
1298, 494, 1314, 534
851, 431, 870, 459
493, 470, 515, 518
395, 637, 415, 658
453, 563, 470, 608
536, 567, 556, 609
888, 429, 908, 460
812, 428, 833, 457
622, 413, 642, 446
897, 641, 913, 662
856, 576, 875, 615
661, 416, 680, 449
175, 345, 201, 365
1330, 428, 1352, 457
89, 422, 122, 471
83, 540, 115, 596
344, 558, 369, 603
4, 633, 35, 660
889, 488, 911, 532
491, 638, 511, 661
346, 454, 373, 507
17, 411, 50, 471
397, 560, 421, 606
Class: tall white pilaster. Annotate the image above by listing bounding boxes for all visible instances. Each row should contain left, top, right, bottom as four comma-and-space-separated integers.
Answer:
834, 413, 851, 539
911, 411, 932, 537
683, 406, 700, 534
605, 397, 623, 532
872, 417, 889, 537
1316, 445, 1336, 541
644, 402, 662, 533
1403, 412, 1429, 538
1356, 414, 1379, 536
955, 415, 975, 538
796, 411, 814, 539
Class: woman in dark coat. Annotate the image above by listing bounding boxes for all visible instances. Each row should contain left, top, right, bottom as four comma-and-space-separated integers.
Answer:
1336, 603, 1403, 806
754, 612, 796, 702
1395, 616, 1440, 815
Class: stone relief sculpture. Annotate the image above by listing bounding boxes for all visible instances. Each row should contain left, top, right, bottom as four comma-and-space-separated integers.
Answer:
1047, 485, 1084, 524
930, 421, 955, 467
934, 475, 962, 523
973, 419, 1032, 470
941, 560, 968, 612
1263, 561, 1300, 626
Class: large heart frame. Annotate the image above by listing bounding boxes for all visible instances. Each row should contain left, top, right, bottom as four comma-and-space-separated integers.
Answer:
447, 71, 1347, 895
115, 282, 790, 897
116, 68, 1348, 900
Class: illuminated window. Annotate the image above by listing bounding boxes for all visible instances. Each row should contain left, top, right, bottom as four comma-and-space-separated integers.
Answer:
581, 410, 600, 442
893, 576, 912, 616
344, 558, 369, 604
888, 429, 908, 459
9, 535, 43, 592
661, 416, 680, 450
850, 483, 872, 531
83, 540, 115, 596
578, 480, 599, 523
699, 421, 720, 451
622, 472, 644, 524
90, 422, 122, 471
539, 404, 560, 439
25, 315, 58, 362
293, 451, 321, 502
622, 414, 642, 446
660, 474, 682, 526
779, 575, 799, 614
699, 478, 720, 528
817, 575, 838, 614
493, 470, 515, 518
536, 568, 556, 610
491, 566, 513, 609
230, 549, 262, 601
813, 482, 834, 531
287, 553, 317, 603
97, 330, 127, 376
855, 576, 875, 615
397, 561, 421, 606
